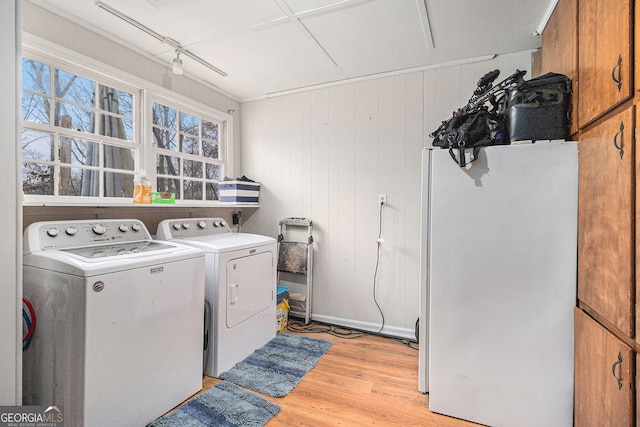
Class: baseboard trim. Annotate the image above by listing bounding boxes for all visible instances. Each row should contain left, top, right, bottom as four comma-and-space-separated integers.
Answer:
308, 314, 417, 341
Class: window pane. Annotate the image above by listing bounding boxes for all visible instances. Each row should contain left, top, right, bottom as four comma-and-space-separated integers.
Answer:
152, 103, 176, 129
22, 129, 53, 161
183, 180, 202, 200
20, 56, 144, 202
104, 171, 134, 198
202, 140, 218, 159
157, 154, 180, 176
22, 59, 50, 94
59, 166, 86, 196
54, 69, 94, 106
157, 177, 180, 198
58, 138, 100, 167
184, 160, 202, 178
22, 163, 53, 195
98, 85, 133, 119
180, 135, 199, 155
206, 182, 219, 201
55, 101, 93, 133
100, 114, 133, 140
153, 127, 177, 150
205, 163, 221, 180
22, 93, 50, 124
202, 120, 218, 140
104, 145, 135, 171
179, 112, 199, 136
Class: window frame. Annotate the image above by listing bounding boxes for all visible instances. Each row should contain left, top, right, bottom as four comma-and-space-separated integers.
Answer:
21, 52, 142, 202
146, 94, 229, 203
21, 37, 234, 207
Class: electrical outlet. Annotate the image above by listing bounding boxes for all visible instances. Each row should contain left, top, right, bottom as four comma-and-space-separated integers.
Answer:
378, 194, 387, 206
232, 211, 241, 225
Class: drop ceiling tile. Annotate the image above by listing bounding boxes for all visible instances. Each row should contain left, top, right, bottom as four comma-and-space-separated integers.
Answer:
87, 0, 287, 46
185, 20, 345, 97
300, 0, 430, 77
282, 0, 364, 14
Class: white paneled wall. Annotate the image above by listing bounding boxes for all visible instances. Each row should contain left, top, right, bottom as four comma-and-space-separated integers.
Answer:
241, 51, 532, 338
1, 0, 20, 405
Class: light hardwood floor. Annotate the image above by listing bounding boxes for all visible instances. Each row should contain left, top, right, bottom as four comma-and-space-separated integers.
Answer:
193, 326, 481, 426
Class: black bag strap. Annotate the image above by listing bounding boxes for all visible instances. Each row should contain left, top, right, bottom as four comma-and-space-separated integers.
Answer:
448, 145, 480, 167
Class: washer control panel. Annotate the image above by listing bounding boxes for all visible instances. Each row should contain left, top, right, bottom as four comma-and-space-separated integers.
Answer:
24, 219, 151, 253
156, 217, 232, 240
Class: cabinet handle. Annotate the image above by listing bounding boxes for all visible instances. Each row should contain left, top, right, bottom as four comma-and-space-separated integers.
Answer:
611, 55, 622, 91
611, 352, 623, 390
613, 122, 624, 159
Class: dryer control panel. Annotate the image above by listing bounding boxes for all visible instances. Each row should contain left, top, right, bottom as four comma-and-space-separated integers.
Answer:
156, 217, 232, 240
24, 219, 151, 254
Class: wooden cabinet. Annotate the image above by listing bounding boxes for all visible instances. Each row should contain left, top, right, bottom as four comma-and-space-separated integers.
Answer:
541, 0, 639, 423
541, 0, 578, 136
578, 0, 633, 128
577, 106, 635, 337
575, 308, 634, 427
637, 108, 640, 345
636, 0, 640, 103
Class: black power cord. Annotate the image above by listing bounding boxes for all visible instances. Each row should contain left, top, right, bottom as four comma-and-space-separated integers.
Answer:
373, 202, 385, 334
283, 199, 419, 349
285, 319, 418, 350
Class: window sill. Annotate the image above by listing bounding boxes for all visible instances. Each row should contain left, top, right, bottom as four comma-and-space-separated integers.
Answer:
22, 198, 259, 208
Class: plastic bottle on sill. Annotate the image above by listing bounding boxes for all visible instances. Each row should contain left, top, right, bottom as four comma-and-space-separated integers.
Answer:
133, 169, 152, 204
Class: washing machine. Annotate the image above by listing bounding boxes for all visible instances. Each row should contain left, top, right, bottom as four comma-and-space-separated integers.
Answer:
22, 219, 205, 427
156, 217, 276, 377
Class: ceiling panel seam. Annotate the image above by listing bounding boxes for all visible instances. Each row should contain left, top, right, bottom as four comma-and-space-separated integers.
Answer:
272, 0, 342, 71
416, 0, 434, 49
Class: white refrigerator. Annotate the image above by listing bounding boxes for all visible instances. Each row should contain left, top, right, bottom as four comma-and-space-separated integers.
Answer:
418, 142, 577, 427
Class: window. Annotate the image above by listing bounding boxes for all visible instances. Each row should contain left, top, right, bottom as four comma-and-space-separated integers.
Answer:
20, 47, 232, 205
21, 57, 138, 198
151, 101, 225, 201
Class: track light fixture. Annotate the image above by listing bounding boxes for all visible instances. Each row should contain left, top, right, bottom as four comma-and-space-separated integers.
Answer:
172, 50, 183, 75
95, 1, 227, 77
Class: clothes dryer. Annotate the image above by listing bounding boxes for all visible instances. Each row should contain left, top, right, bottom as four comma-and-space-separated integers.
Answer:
156, 217, 276, 377
22, 219, 205, 427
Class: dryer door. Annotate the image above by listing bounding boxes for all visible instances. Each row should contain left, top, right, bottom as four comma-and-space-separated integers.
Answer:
226, 251, 274, 327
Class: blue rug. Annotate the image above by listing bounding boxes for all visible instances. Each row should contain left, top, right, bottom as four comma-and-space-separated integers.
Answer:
219, 333, 333, 397
148, 381, 279, 427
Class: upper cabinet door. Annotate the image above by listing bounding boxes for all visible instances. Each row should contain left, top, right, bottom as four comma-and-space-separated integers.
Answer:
541, 0, 578, 136
578, 0, 633, 128
578, 106, 635, 337
635, 0, 640, 103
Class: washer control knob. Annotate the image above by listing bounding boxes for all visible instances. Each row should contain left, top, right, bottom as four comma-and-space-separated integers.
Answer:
46, 227, 59, 237
131, 223, 141, 232
92, 224, 106, 235
213, 221, 221, 227
119, 224, 129, 232
65, 227, 77, 236
197, 221, 207, 229
219, 220, 226, 227
182, 222, 190, 229
172, 223, 181, 230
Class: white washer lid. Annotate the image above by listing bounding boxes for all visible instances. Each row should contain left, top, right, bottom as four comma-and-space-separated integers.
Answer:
23, 240, 204, 277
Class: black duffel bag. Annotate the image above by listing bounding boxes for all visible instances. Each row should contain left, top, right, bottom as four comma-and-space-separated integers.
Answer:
506, 72, 571, 142
430, 108, 508, 167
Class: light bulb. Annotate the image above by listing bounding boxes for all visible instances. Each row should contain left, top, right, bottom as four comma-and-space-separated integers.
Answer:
172, 55, 183, 75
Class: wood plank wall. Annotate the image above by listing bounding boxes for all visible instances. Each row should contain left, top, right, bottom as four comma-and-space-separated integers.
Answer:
240, 51, 532, 337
